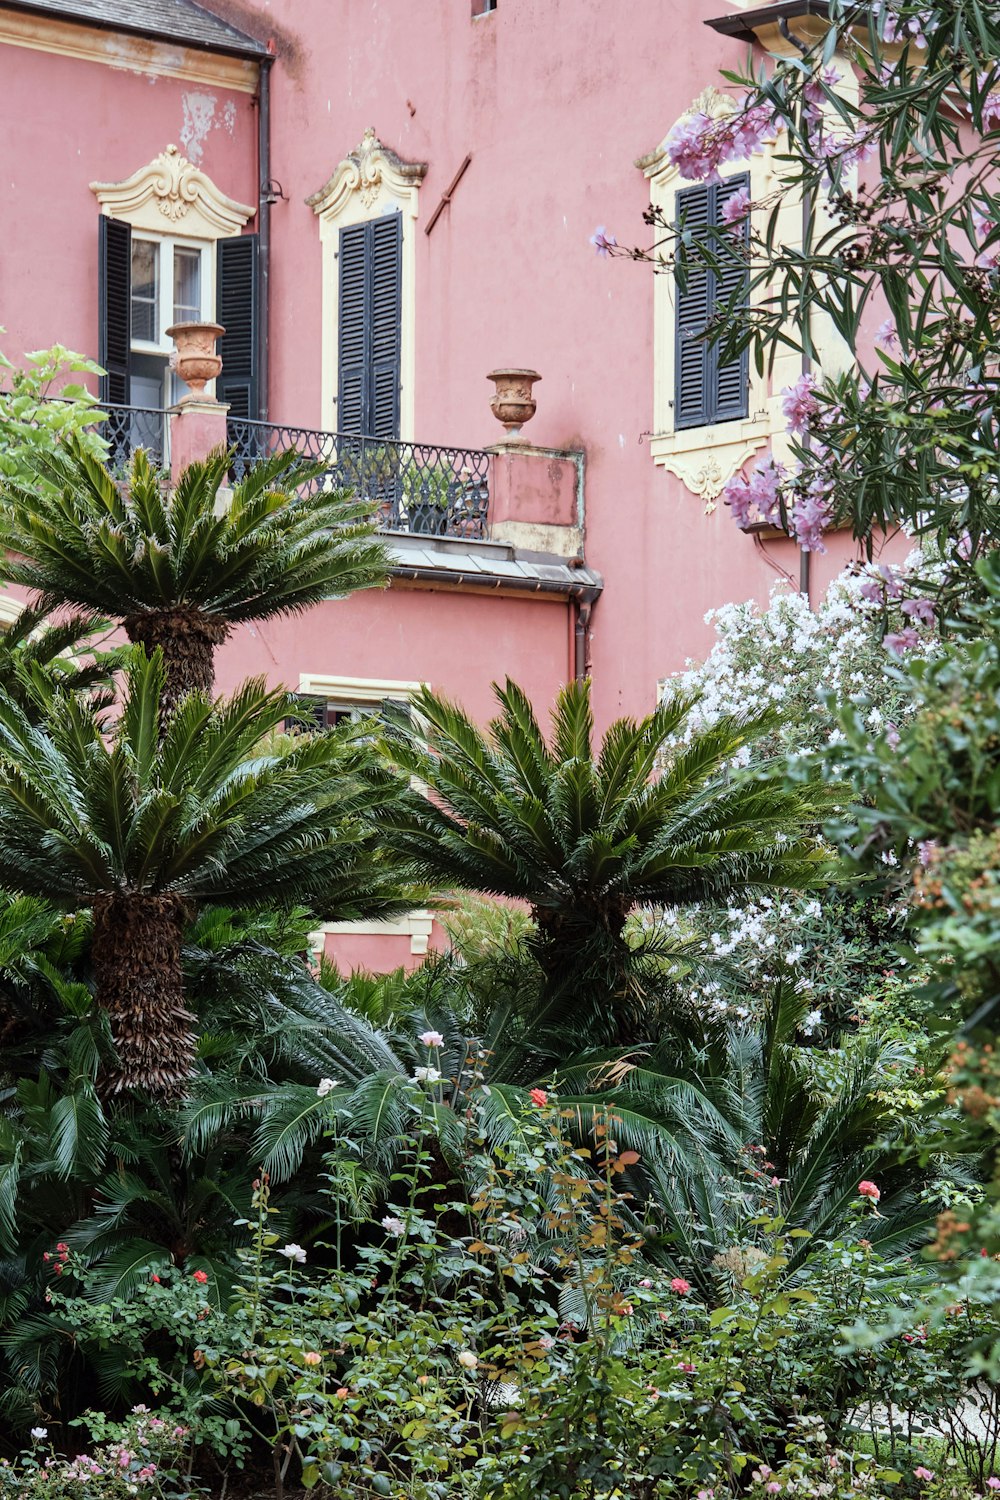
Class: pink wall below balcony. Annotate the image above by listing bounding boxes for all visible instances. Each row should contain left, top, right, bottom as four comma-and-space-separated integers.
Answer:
215, 585, 573, 725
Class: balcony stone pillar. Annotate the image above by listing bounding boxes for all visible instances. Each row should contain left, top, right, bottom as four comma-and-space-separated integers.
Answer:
168, 401, 230, 483
487, 442, 584, 558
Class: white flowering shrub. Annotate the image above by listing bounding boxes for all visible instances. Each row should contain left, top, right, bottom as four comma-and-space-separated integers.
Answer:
664, 559, 940, 763
654, 562, 940, 1043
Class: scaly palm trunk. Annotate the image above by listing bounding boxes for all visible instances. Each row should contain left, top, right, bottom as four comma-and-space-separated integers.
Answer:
124, 608, 229, 718
92, 892, 196, 1095
532, 897, 640, 1044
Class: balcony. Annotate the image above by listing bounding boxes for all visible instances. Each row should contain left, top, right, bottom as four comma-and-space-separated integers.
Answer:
101, 406, 491, 542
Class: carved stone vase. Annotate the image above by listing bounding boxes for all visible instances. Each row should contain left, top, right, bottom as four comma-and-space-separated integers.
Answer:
487, 368, 541, 436
166, 321, 225, 402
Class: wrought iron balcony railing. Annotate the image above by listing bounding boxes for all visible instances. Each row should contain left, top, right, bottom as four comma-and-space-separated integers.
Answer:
103, 404, 168, 472
226, 419, 491, 541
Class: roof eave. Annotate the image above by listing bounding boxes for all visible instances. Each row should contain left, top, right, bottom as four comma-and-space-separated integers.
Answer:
0, 0, 269, 60
704, 0, 833, 43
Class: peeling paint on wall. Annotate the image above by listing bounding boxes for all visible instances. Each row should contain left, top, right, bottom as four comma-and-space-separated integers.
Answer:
180, 90, 217, 163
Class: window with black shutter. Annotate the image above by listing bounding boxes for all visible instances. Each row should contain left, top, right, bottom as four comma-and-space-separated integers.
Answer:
337, 212, 402, 438
216, 233, 260, 421
98, 216, 132, 407
674, 174, 749, 430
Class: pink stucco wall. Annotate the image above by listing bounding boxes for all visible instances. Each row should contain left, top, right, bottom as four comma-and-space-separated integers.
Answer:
215, 0, 877, 722
2, 37, 256, 362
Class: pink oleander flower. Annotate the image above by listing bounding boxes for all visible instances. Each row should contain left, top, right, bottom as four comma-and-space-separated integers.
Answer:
860, 577, 884, 605
885, 722, 901, 749
767, 1484, 782, 1494
723, 454, 785, 529
677, 1360, 697, 1373
590, 226, 618, 258
875, 318, 900, 354
639, 1277, 653, 1287
418, 1029, 444, 1047
880, 4, 934, 48
529, 1087, 548, 1107
665, 100, 774, 184
670, 1276, 691, 1294
985, 1479, 1000, 1490
858, 1179, 881, 1202
781, 373, 820, 436
382, 1215, 406, 1236
790, 483, 833, 554
901, 596, 935, 626
885, 627, 920, 656
878, 563, 904, 600
721, 187, 751, 226
918, 840, 938, 867
973, 207, 1000, 269
915, 1468, 935, 1483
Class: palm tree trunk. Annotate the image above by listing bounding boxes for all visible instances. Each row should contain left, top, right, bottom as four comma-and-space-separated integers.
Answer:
124, 608, 229, 718
92, 892, 196, 1095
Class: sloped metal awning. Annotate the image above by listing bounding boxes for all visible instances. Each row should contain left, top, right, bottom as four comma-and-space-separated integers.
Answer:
385, 532, 603, 601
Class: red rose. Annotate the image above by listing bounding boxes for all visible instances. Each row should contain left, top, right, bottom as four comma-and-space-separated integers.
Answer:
529, 1087, 548, 1107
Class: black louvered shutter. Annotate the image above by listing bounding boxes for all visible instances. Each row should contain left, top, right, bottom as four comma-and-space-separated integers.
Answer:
98, 216, 131, 406
369, 213, 402, 439
216, 233, 259, 419
711, 175, 750, 423
674, 184, 711, 430
337, 213, 402, 438
338, 222, 368, 436
674, 176, 749, 429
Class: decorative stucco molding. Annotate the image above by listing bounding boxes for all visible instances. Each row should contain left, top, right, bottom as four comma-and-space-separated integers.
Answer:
307, 130, 426, 440
306, 127, 428, 219
650, 438, 771, 515
91, 145, 255, 239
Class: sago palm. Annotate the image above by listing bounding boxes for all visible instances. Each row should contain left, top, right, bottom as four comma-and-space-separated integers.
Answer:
0, 648, 419, 1094
381, 677, 835, 1040
0, 441, 389, 713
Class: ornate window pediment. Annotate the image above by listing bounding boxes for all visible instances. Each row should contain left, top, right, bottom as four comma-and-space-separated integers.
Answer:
90, 145, 254, 239
306, 128, 427, 220
307, 130, 427, 441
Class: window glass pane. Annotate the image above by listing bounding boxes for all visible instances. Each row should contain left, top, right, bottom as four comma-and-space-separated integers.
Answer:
173, 247, 202, 324
131, 239, 159, 343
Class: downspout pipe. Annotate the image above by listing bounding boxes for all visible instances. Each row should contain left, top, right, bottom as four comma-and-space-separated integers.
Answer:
573, 585, 601, 683
779, 16, 813, 603
258, 54, 274, 424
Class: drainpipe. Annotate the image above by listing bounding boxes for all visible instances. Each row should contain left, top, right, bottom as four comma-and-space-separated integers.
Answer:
573, 585, 601, 682
780, 16, 814, 604
258, 54, 274, 423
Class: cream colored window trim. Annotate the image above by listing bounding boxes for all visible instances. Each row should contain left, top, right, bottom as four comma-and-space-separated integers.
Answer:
640, 89, 776, 513
0, 595, 27, 629
309, 912, 435, 960
91, 146, 254, 241
640, 71, 855, 512
307, 129, 428, 442
300, 672, 431, 954
298, 672, 424, 707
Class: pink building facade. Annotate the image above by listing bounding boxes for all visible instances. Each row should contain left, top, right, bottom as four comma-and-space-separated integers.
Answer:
0, 0, 865, 968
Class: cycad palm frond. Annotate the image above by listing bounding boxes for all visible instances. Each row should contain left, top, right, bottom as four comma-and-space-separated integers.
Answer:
381, 676, 836, 1042
1, 441, 390, 709
0, 648, 423, 1093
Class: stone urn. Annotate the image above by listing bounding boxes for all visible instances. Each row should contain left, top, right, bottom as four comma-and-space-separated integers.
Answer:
487, 368, 541, 436
166, 321, 225, 402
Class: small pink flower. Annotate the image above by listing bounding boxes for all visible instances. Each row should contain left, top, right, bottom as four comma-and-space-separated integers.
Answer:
677, 1360, 697, 1373
192, 1269, 208, 1284
590, 226, 618, 258
670, 1276, 691, 1294
875, 318, 900, 354
767, 1484, 782, 1493
915, 1468, 934, 1482
884, 628, 920, 656
985, 1479, 1000, 1490
639, 1277, 653, 1287
901, 596, 935, 627
418, 1029, 444, 1047
781, 372, 820, 437
858, 1180, 881, 1202
529, 1087, 548, 1107
722, 188, 751, 226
